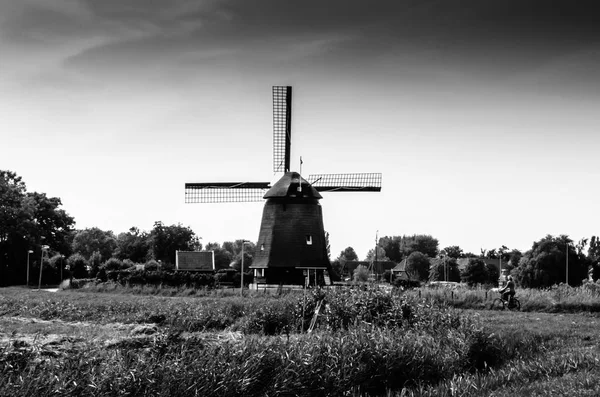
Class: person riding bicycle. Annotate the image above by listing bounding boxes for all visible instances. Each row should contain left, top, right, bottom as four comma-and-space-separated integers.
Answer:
499, 276, 515, 305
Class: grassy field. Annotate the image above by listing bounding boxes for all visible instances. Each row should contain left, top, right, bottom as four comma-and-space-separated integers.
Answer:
1, 286, 600, 396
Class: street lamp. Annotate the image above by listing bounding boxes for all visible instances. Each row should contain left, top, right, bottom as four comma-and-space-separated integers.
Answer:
26, 250, 34, 286
566, 242, 570, 285
38, 245, 50, 290
240, 240, 250, 297
60, 254, 65, 281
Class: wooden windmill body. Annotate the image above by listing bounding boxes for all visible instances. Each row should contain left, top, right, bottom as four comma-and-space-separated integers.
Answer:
185, 87, 381, 286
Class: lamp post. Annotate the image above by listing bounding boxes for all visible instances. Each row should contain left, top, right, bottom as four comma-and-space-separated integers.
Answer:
26, 250, 34, 286
566, 243, 569, 285
60, 254, 65, 281
38, 245, 49, 290
240, 240, 250, 297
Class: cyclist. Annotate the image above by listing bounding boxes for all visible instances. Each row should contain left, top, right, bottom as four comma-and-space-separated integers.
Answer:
499, 275, 515, 306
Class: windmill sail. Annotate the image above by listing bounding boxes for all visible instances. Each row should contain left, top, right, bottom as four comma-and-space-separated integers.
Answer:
185, 182, 270, 203
307, 173, 382, 192
273, 86, 292, 173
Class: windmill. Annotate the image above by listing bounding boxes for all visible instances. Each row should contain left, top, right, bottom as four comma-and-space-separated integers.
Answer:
185, 86, 382, 286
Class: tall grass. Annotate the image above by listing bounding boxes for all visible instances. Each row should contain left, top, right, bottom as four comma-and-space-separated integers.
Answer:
1, 300, 543, 397
411, 280, 600, 313
2, 286, 598, 396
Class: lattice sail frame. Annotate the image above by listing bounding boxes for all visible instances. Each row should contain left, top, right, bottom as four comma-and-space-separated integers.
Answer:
307, 173, 382, 192
185, 182, 270, 203
273, 86, 292, 173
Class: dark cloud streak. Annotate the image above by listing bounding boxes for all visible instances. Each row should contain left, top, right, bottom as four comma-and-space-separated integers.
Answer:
3, 0, 600, 96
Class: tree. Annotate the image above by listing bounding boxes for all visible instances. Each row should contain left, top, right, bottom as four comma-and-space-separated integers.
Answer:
506, 249, 522, 272
148, 221, 200, 264
486, 261, 500, 286
228, 240, 256, 271
72, 228, 117, 261
379, 235, 439, 262
204, 242, 234, 270
460, 258, 488, 286
353, 264, 369, 282
513, 235, 589, 288
440, 246, 464, 259
115, 227, 151, 263
339, 246, 358, 262
88, 251, 103, 278
67, 253, 89, 279
332, 246, 358, 278
589, 236, 600, 281
405, 251, 430, 282
429, 257, 460, 282
0, 170, 75, 286
364, 246, 389, 262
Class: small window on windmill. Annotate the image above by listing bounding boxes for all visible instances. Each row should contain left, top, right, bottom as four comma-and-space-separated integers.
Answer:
306, 235, 313, 245
260, 244, 265, 251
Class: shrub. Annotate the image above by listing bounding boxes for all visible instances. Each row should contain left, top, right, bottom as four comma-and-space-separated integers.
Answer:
406, 251, 431, 281
67, 253, 89, 279
144, 259, 160, 272
353, 265, 370, 282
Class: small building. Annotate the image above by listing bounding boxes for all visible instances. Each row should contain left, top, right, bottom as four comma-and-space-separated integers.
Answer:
391, 259, 409, 280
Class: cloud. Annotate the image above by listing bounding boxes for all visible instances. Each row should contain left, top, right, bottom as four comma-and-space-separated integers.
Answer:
2, 0, 599, 95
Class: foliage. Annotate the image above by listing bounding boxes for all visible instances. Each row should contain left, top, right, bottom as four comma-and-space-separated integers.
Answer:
379, 234, 439, 262
513, 235, 589, 288
148, 221, 201, 265
88, 251, 102, 278
204, 242, 233, 270
71, 227, 117, 261
227, 240, 256, 271
67, 253, 89, 279
364, 246, 389, 262
461, 258, 489, 286
486, 261, 500, 286
506, 249, 522, 272
0, 170, 75, 286
353, 264, 370, 282
429, 257, 461, 282
97, 258, 128, 281
405, 251, 430, 281
440, 245, 464, 258
0, 287, 560, 397
339, 246, 358, 262
115, 227, 151, 263
144, 259, 160, 272
105, 269, 216, 289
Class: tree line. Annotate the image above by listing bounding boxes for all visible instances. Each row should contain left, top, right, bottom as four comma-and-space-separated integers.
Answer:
2, 170, 599, 288
333, 234, 600, 288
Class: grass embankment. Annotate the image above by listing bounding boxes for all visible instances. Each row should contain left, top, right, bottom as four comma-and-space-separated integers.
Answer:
1, 287, 600, 396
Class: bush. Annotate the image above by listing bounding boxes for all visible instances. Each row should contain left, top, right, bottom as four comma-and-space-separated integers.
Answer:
144, 259, 160, 272
353, 265, 370, 282
67, 253, 89, 279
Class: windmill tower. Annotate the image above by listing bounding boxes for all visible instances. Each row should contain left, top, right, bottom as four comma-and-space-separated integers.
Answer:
185, 86, 381, 286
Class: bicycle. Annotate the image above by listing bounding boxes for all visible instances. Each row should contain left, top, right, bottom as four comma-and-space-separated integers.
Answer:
490, 293, 520, 311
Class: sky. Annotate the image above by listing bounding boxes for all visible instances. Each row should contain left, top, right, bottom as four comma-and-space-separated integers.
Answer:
2, 0, 600, 260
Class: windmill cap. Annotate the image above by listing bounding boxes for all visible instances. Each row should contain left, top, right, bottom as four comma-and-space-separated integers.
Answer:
264, 172, 322, 199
